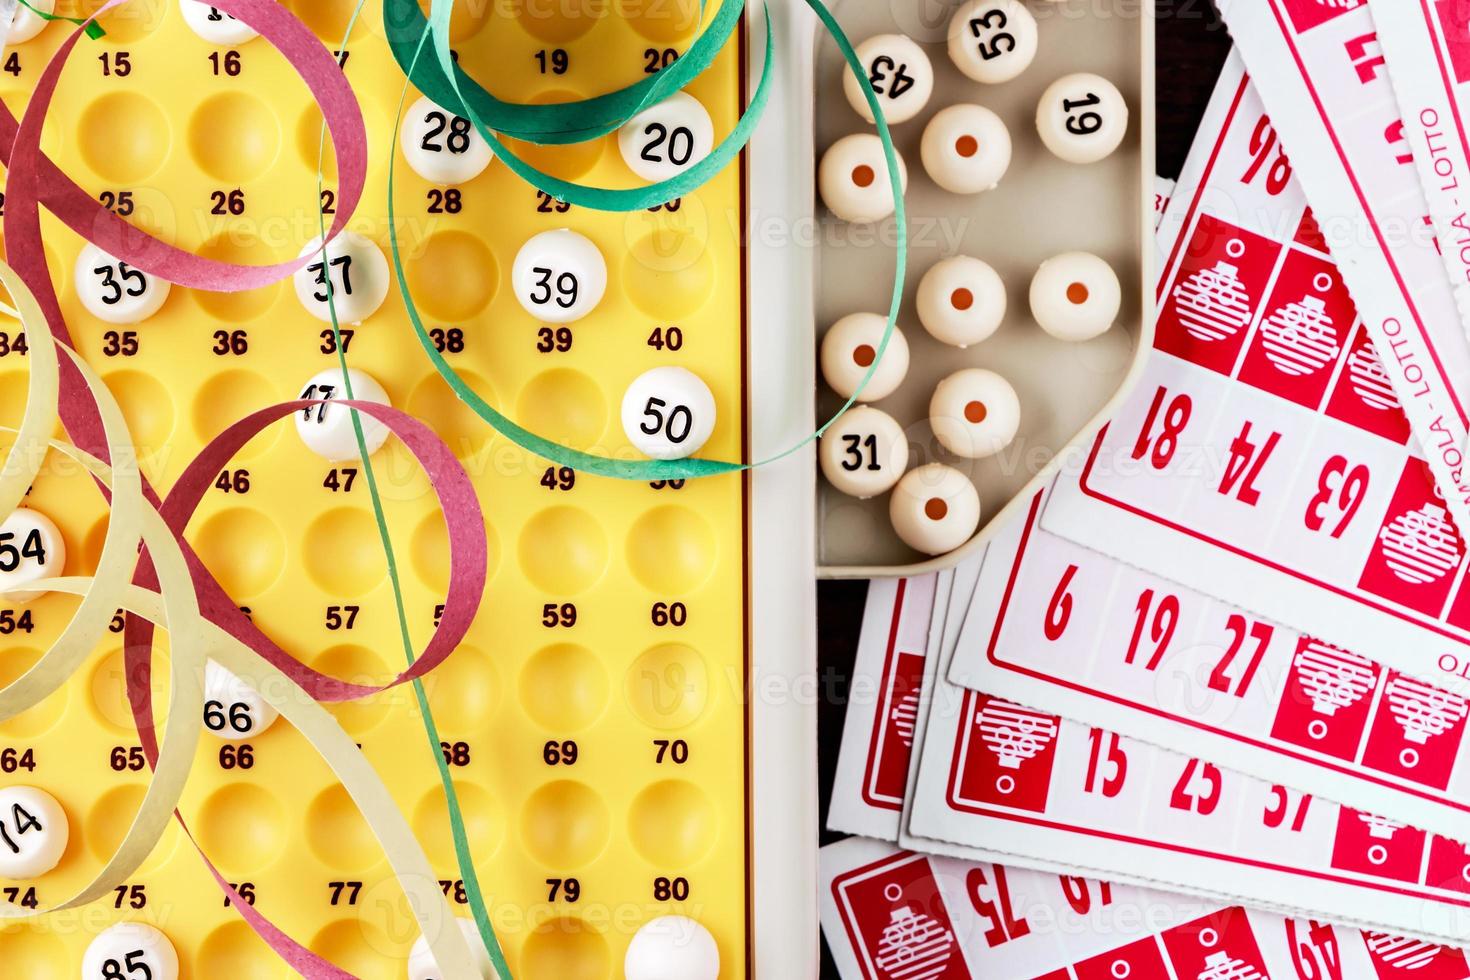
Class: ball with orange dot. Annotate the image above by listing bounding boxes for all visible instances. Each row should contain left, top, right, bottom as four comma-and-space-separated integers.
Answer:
921, 104, 1011, 195
1029, 251, 1121, 341
917, 255, 1006, 347
929, 368, 1019, 458
819, 134, 909, 224
821, 313, 910, 401
889, 463, 981, 555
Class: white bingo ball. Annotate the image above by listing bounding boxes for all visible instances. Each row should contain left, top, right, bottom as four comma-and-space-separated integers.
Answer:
917, 256, 1006, 347
401, 96, 494, 185
512, 228, 607, 323
622, 366, 717, 460
820, 313, 909, 402
819, 406, 909, 499
1037, 72, 1129, 164
295, 367, 393, 461
921, 104, 1011, 195
179, 1, 259, 45
407, 917, 495, 980
1030, 251, 1121, 341
203, 661, 279, 741
625, 915, 720, 980
929, 368, 1019, 459
843, 34, 934, 125
818, 134, 908, 224
83, 924, 180, 980
7, 0, 52, 44
0, 785, 67, 879
0, 506, 64, 603
890, 463, 981, 556
947, 0, 1038, 85
294, 232, 390, 324
619, 91, 715, 182
75, 244, 171, 324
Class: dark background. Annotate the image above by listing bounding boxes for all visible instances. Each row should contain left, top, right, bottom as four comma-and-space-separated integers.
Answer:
813, 3, 1232, 975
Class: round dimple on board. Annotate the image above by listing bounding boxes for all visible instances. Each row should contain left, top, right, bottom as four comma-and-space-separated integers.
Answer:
623, 229, 715, 318
192, 232, 283, 320
500, 90, 605, 179
285, 0, 368, 40
197, 783, 288, 873
188, 92, 281, 183
75, 0, 164, 41
505, 0, 609, 44
404, 230, 497, 322
626, 643, 709, 729
193, 507, 287, 599
628, 779, 718, 865
617, 0, 700, 42
412, 782, 502, 865
425, 644, 498, 731
197, 922, 288, 980
191, 370, 283, 460
89, 646, 171, 733
415, 0, 492, 41
306, 785, 383, 869
0, 90, 61, 158
520, 918, 611, 980
312, 644, 392, 735
0, 646, 65, 737
310, 920, 397, 980
302, 507, 387, 596
411, 511, 499, 592
521, 780, 610, 865
518, 507, 609, 594
101, 370, 174, 451
77, 92, 169, 183
520, 643, 608, 730
406, 372, 497, 462
626, 506, 717, 593
0, 928, 70, 980
87, 784, 175, 873
516, 369, 607, 449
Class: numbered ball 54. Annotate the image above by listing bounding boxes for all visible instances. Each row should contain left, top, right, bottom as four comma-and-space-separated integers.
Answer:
0, 506, 64, 604
622, 366, 717, 460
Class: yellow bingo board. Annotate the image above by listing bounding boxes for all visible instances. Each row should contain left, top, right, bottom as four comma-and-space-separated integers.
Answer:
0, 0, 769, 976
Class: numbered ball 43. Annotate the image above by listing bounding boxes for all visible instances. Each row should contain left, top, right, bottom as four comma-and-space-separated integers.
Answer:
622, 366, 717, 460
844, 34, 934, 125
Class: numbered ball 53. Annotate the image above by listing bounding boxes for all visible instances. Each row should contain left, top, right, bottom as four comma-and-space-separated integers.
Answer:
820, 313, 909, 401
947, 0, 1038, 85
0, 506, 64, 603
843, 34, 934, 125
1037, 73, 1129, 164
293, 232, 391, 324
619, 91, 715, 182
622, 366, 717, 460
76, 244, 171, 324
202, 661, 279, 741
401, 95, 494, 185
0, 785, 67, 879
512, 228, 608, 323
819, 405, 910, 499
818, 134, 908, 224
408, 917, 495, 980
295, 367, 393, 461
83, 923, 180, 980
180, 1, 259, 45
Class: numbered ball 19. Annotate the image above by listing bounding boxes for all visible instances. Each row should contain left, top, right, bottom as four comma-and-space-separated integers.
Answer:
820, 313, 909, 401
293, 232, 391, 324
947, 0, 1038, 85
512, 228, 608, 323
921, 104, 1011, 195
0, 506, 64, 603
1029, 251, 1120, 341
625, 915, 721, 980
83, 923, 180, 980
0, 785, 67, 879
818, 134, 908, 224
889, 463, 981, 556
179, 1, 259, 45
401, 95, 495, 185
202, 661, 279, 741
819, 405, 910, 499
1036, 73, 1129, 164
6, 0, 53, 44
294, 367, 393, 461
407, 917, 496, 980
843, 34, 934, 125
622, 366, 717, 460
619, 91, 715, 182
916, 255, 1006, 348
928, 368, 1020, 459
76, 243, 172, 325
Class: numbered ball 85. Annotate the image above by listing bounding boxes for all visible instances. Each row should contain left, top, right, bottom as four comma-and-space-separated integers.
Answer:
180, 1, 259, 45
619, 91, 715, 182
843, 34, 934, 125
625, 915, 721, 980
890, 463, 981, 556
512, 228, 608, 323
202, 661, 279, 741
401, 96, 495, 185
819, 134, 908, 224
622, 366, 717, 460
1036, 73, 1129, 164
917, 255, 1006, 348
295, 367, 393, 461
83, 923, 179, 980
408, 917, 496, 980
820, 313, 909, 402
947, 0, 1038, 85
819, 405, 909, 499
76, 243, 171, 324
0, 785, 67, 879
0, 506, 64, 603
293, 232, 391, 324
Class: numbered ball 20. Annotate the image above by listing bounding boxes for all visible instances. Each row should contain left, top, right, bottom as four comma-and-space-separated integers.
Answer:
401, 95, 495, 185
619, 91, 715, 182
1030, 251, 1120, 341
293, 232, 391, 324
819, 135, 908, 224
844, 34, 934, 125
202, 661, 279, 741
625, 915, 721, 980
929, 368, 1020, 459
820, 313, 909, 401
947, 0, 1038, 85
921, 104, 1011, 195
408, 917, 495, 980
76, 244, 171, 324
512, 228, 608, 323
0, 506, 64, 603
180, 1, 259, 45
890, 463, 982, 556
622, 367, 717, 460
917, 255, 1006, 347
1036, 73, 1129, 164
295, 367, 393, 461
0, 785, 67, 879
819, 406, 910, 499
83, 923, 180, 980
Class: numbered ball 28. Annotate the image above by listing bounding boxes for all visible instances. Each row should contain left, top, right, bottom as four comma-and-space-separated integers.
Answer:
407, 917, 495, 980
295, 367, 393, 461
512, 228, 608, 323
293, 232, 391, 324
619, 91, 715, 182
921, 104, 1011, 195
947, 0, 1038, 85
6, 0, 53, 43
843, 34, 934, 125
819, 405, 910, 499
917, 255, 1006, 347
180, 1, 259, 45
1036, 73, 1129, 164
76, 244, 172, 324
1030, 251, 1120, 341
401, 95, 495, 185
929, 368, 1020, 459
83, 923, 180, 980
818, 134, 908, 224
622, 366, 717, 460
625, 915, 721, 980
0, 785, 67, 879
0, 506, 64, 603
202, 661, 279, 741
820, 313, 909, 401
890, 463, 981, 555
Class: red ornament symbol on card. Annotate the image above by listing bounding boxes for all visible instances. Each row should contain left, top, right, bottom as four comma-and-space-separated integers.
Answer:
1365, 933, 1443, 971
1359, 812, 1406, 841
1347, 344, 1401, 411
1384, 676, 1468, 745
1173, 261, 1254, 343
1295, 640, 1376, 716
875, 904, 956, 980
1260, 295, 1340, 376
1378, 504, 1460, 584
1197, 950, 1268, 980
892, 687, 919, 749
975, 700, 1059, 769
